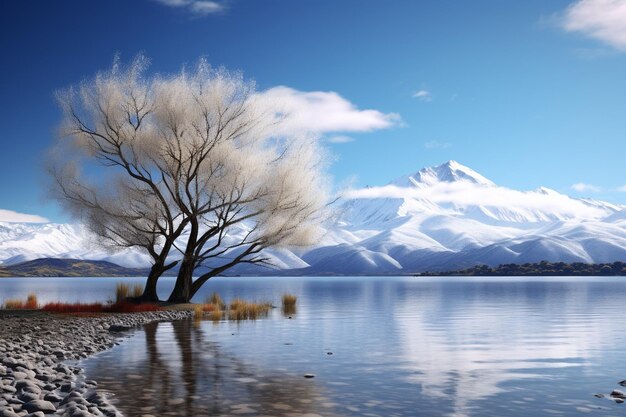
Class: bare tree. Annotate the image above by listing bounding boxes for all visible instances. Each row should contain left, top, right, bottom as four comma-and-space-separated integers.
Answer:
49, 55, 329, 303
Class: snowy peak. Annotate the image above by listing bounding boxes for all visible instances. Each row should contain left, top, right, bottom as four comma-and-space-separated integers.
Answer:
534, 186, 561, 196
395, 160, 495, 188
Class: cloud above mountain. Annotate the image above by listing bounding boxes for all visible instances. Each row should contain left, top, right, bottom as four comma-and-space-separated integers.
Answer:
571, 182, 601, 193
561, 0, 626, 50
256, 86, 402, 135
0, 209, 49, 223
343, 182, 607, 219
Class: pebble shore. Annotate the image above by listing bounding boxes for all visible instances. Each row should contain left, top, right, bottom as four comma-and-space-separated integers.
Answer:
0, 310, 192, 417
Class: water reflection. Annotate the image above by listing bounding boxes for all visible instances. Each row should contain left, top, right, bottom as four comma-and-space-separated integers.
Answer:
36, 277, 626, 416
86, 320, 337, 416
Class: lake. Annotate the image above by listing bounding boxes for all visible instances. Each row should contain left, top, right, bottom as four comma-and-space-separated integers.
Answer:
2, 276, 626, 416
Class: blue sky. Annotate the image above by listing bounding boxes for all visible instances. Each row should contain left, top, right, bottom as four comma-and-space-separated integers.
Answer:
1, 0, 626, 222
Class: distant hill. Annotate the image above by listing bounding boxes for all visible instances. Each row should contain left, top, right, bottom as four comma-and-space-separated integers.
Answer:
0, 258, 152, 277
419, 261, 626, 276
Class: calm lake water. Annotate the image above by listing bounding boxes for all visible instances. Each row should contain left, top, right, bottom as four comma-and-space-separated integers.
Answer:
2, 276, 626, 416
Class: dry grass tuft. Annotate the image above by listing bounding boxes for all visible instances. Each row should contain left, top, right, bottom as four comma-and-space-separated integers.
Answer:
211, 308, 223, 322
26, 293, 38, 309
195, 302, 225, 322
198, 293, 227, 322
228, 298, 272, 321
193, 305, 204, 320
3, 299, 25, 309
115, 283, 129, 303
131, 284, 143, 298
282, 293, 297, 315
2, 293, 38, 310
207, 292, 226, 310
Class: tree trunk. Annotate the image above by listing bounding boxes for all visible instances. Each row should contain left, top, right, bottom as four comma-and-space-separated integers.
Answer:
168, 221, 199, 303
140, 263, 163, 302
167, 258, 194, 303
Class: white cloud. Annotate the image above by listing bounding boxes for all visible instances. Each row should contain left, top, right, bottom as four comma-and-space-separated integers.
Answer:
255, 86, 402, 135
189, 1, 223, 15
343, 182, 606, 219
0, 209, 49, 223
561, 0, 626, 50
616, 185, 626, 192
424, 140, 452, 150
153, 0, 225, 16
571, 182, 601, 193
413, 90, 432, 102
326, 135, 355, 144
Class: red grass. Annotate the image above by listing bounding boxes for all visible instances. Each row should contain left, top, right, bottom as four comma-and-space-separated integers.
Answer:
25, 294, 38, 309
202, 303, 218, 312
109, 302, 162, 313
42, 301, 162, 314
42, 302, 104, 313
3, 293, 39, 310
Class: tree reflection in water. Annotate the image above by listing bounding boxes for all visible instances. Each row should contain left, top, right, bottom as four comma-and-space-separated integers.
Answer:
84, 320, 338, 417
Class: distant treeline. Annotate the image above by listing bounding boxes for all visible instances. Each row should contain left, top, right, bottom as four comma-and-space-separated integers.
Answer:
419, 261, 626, 276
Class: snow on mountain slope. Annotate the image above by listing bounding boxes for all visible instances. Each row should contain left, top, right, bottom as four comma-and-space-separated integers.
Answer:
2, 160, 626, 274
302, 160, 626, 273
393, 160, 495, 188
0, 222, 151, 268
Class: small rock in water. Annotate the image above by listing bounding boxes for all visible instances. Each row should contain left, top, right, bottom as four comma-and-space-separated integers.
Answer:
108, 325, 131, 332
304, 374, 315, 379
167, 398, 185, 406
610, 390, 626, 399
619, 380, 626, 387
615, 398, 625, 404
326, 352, 333, 355
594, 393, 605, 398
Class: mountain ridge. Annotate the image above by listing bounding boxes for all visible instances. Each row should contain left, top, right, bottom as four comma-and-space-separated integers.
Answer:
2, 160, 626, 275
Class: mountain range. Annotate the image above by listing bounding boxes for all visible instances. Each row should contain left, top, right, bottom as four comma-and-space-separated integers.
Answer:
2, 160, 626, 275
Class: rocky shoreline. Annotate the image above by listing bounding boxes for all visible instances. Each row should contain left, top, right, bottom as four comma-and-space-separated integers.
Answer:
0, 310, 193, 417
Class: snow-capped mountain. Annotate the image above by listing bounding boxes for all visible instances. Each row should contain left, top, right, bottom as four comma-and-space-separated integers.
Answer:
3, 160, 626, 274
0, 222, 151, 268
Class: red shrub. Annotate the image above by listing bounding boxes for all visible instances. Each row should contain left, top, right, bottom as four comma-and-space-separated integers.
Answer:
42, 301, 161, 314
42, 302, 105, 313
3, 293, 39, 310
106, 301, 162, 313
202, 303, 218, 312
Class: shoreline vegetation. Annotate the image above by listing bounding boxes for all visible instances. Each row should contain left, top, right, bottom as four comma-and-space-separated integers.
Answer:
418, 261, 626, 276
1, 286, 298, 322
0, 285, 299, 416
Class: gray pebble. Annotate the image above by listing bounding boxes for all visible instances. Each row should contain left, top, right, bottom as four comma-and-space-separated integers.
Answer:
0, 311, 192, 417
23, 399, 56, 413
